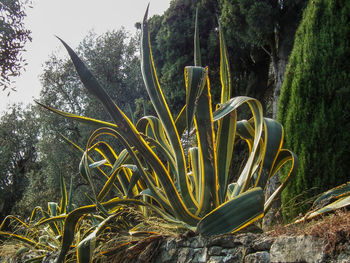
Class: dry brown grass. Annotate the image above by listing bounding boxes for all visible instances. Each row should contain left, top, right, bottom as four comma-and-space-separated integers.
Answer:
0, 241, 46, 262
92, 207, 189, 262
268, 209, 350, 255
2, 205, 349, 261
0, 243, 22, 258
0, 206, 188, 262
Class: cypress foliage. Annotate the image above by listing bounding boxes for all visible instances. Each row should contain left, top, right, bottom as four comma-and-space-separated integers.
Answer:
278, 0, 350, 221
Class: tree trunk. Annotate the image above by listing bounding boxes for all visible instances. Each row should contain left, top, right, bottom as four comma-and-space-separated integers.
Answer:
263, 42, 290, 228
271, 43, 290, 119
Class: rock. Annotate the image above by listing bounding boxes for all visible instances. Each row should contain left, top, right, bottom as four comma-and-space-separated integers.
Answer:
176, 238, 191, 247
177, 247, 195, 263
221, 247, 245, 262
151, 232, 347, 263
207, 251, 243, 263
208, 246, 223, 256
162, 238, 177, 250
244, 251, 270, 263
335, 253, 350, 263
189, 235, 207, 248
154, 238, 177, 262
154, 247, 177, 262
333, 242, 350, 263
208, 234, 239, 248
252, 235, 275, 251
234, 233, 258, 246
207, 255, 236, 263
208, 256, 226, 263
270, 235, 326, 263
192, 248, 208, 263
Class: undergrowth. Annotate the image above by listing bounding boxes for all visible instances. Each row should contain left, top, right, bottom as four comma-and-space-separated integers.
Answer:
268, 209, 350, 256
1, 208, 349, 261
92, 208, 188, 262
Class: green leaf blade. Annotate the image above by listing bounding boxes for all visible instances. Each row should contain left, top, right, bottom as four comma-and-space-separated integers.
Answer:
141, 8, 196, 211
196, 187, 264, 235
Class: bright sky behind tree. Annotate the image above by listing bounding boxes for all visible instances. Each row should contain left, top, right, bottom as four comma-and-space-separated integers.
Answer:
0, 0, 171, 113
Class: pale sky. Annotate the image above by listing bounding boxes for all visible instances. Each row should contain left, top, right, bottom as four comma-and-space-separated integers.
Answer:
0, 0, 171, 113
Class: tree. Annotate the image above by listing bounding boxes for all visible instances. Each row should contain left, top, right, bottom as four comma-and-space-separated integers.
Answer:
217, 0, 307, 226
38, 51, 90, 207
34, 29, 147, 209
0, 104, 39, 220
219, 0, 307, 117
278, 0, 350, 220
148, 0, 222, 114
78, 29, 147, 121
147, 0, 274, 117
0, 0, 32, 93
39, 28, 146, 134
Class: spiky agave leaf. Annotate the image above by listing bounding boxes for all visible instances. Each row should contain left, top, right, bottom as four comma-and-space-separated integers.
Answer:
141, 6, 198, 213
54, 198, 185, 263
31, 9, 300, 262
215, 21, 235, 204
57, 33, 200, 227
77, 213, 122, 263
295, 182, 350, 223
196, 187, 264, 235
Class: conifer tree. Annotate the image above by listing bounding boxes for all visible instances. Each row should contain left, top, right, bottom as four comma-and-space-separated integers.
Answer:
278, 0, 350, 220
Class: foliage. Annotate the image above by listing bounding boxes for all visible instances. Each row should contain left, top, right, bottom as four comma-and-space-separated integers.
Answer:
34, 29, 148, 209
147, 0, 221, 114
148, 0, 275, 118
77, 29, 147, 121
0, 28, 157, 262
4, 8, 297, 262
38, 52, 94, 209
0, 7, 298, 263
147, 0, 283, 123
10, 170, 61, 217
218, 0, 306, 49
0, 173, 87, 262
218, 0, 307, 118
40, 28, 146, 121
0, 0, 32, 93
277, 0, 350, 221
1, 28, 146, 222
0, 104, 40, 221
295, 182, 350, 223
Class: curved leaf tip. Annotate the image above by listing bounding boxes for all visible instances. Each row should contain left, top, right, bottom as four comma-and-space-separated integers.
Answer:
143, 3, 150, 25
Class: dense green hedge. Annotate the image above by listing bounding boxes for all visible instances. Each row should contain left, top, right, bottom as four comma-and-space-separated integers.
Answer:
278, 0, 350, 221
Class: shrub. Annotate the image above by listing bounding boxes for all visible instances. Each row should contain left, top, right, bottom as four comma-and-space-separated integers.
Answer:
1, 7, 297, 263
278, 0, 350, 221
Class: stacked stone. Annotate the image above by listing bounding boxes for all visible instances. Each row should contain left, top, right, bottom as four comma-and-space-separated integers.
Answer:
153, 233, 273, 263
151, 233, 350, 263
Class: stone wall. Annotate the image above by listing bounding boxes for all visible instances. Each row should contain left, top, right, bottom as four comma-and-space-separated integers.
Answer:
150, 232, 350, 263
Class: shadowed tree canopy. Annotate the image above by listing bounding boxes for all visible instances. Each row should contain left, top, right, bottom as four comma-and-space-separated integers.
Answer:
148, 0, 221, 114
219, 0, 307, 117
0, 0, 32, 93
147, 0, 279, 116
0, 104, 39, 220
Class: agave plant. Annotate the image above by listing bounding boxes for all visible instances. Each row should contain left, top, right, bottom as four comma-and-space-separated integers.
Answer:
2, 7, 298, 263
0, 174, 75, 262
294, 181, 350, 223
